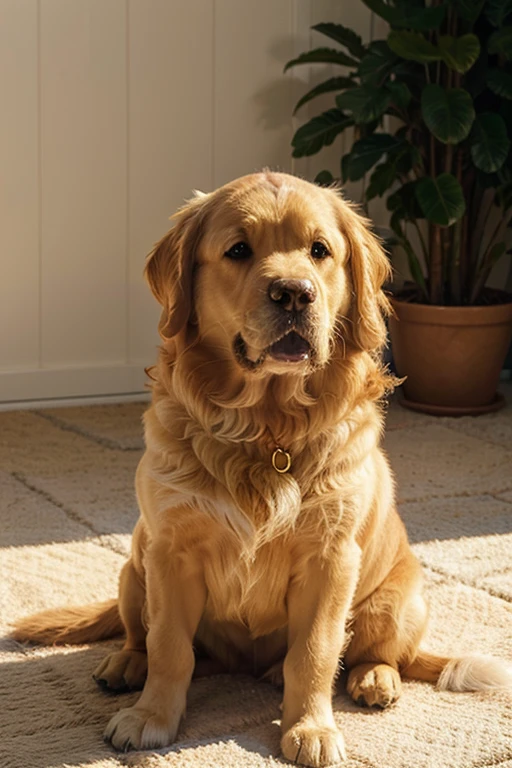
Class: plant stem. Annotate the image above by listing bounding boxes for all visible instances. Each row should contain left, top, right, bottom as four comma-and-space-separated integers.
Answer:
449, 219, 462, 304
456, 148, 471, 301
429, 224, 444, 303
442, 227, 451, 286
444, 144, 453, 175
430, 140, 436, 183
470, 187, 495, 277
411, 219, 429, 269
460, 212, 469, 302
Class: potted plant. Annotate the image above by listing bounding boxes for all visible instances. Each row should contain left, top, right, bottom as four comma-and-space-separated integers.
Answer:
286, 0, 512, 415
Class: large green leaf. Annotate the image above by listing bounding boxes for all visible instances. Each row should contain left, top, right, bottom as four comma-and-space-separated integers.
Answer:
358, 42, 398, 86
366, 161, 397, 200
388, 31, 442, 63
361, 0, 445, 30
359, 0, 396, 23
291, 109, 352, 158
487, 68, 512, 99
484, 0, 512, 26
394, 141, 423, 174
284, 47, 358, 72
421, 85, 475, 144
470, 113, 511, 173
344, 134, 400, 181
312, 23, 366, 59
293, 77, 356, 114
315, 170, 335, 186
388, 181, 424, 218
453, 0, 485, 23
336, 86, 392, 123
387, 81, 412, 108
391, 4, 447, 30
438, 35, 480, 74
488, 27, 512, 59
415, 174, 466, 226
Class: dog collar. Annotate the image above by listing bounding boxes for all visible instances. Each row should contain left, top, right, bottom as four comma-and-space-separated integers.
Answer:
271, 447, 292, 474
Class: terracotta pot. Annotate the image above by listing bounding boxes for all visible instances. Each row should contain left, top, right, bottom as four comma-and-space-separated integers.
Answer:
389, 297, 512, 416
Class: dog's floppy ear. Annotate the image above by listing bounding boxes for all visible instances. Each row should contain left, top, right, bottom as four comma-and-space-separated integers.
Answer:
145, 193, 209, 341
343, 204, 392, 353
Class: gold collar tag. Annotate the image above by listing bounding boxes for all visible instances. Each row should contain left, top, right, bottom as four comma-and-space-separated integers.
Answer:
272, 447, 292, 474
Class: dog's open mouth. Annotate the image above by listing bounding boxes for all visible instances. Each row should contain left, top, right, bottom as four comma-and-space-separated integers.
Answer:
233, 331, 313, 370
268, 331, 311, 363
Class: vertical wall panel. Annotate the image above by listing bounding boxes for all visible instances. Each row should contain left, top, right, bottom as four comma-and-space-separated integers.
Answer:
40, 0, 127, 366
0, 0, 39, 370
213, 0, 295, 187
290, 0, 312, 180
128, 0, 214, 363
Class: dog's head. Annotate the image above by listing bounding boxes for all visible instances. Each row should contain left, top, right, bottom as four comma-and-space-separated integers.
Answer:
145, 172, 390, 375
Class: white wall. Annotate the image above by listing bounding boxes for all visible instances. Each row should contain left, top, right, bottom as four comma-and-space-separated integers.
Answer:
0, 0, 372, 406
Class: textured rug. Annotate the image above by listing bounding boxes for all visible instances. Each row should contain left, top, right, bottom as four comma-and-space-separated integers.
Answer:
1, 385, 512, 768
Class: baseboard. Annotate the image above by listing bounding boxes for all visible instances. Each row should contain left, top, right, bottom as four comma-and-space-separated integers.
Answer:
0, 363, 151, 410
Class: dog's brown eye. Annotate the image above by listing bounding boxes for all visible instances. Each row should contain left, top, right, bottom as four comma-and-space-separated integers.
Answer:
311, 241, 330, 259
224, 241, 253, 260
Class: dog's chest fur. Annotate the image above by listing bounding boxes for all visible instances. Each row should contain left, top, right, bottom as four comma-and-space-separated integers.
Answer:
202, 536, 292, 637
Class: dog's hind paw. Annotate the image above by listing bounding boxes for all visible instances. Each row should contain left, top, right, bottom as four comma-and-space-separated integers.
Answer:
93, 649, 147, 693
347, 662, 401, 709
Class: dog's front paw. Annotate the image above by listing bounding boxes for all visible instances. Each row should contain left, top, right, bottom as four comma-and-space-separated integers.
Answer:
104, 705, 180, 752
281, 720, 346, 767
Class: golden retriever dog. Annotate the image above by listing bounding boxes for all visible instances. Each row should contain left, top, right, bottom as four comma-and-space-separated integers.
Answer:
13, 172, 511, 767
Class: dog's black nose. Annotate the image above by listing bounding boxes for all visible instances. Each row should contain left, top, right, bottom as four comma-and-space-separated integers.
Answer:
268, 279, 316, 312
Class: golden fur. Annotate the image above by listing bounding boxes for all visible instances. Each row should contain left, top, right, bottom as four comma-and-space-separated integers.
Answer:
13, 172, 511, 767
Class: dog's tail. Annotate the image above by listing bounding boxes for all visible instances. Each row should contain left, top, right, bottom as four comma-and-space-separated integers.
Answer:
11, 599, 123, 645
403, 650, 512, 692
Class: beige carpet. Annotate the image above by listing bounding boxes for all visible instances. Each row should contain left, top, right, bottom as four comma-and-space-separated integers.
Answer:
1, 385, 512, 768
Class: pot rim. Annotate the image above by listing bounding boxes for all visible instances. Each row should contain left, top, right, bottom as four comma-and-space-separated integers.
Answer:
389, 295, 512, 326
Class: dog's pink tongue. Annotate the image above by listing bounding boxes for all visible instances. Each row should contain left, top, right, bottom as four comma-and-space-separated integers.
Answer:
269, 331, 310, 362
